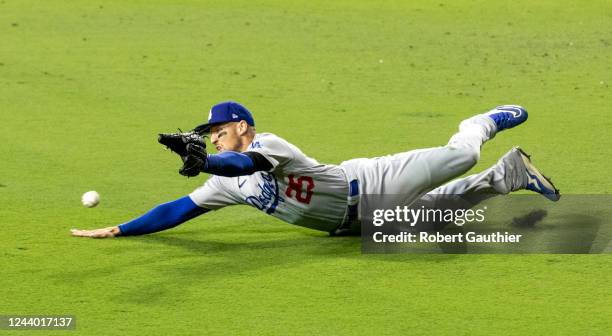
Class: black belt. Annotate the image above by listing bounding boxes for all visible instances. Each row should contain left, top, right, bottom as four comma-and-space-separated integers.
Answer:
330, 179, 359, 236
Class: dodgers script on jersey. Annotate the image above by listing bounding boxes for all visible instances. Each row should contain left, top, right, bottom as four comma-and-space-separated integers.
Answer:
190, 133, 350, 232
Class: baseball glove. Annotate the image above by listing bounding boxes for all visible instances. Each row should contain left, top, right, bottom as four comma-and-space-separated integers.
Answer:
179, 143, 208, 177
158, 130, 207, 177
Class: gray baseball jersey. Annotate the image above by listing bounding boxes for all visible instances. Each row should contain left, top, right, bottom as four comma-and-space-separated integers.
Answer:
189, 133, 350, 232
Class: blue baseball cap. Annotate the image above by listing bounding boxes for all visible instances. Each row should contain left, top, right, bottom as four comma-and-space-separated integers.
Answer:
194, 101, 255, 134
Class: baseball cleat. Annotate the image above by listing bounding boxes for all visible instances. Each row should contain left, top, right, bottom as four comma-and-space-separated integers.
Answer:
485, 105, 528, 132
516, 147, 560, 201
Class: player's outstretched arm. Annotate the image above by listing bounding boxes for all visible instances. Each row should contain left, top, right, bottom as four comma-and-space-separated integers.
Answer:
71, 196, 209, 239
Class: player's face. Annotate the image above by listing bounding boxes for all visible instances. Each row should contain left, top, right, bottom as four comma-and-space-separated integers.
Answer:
210, 122, 243, 152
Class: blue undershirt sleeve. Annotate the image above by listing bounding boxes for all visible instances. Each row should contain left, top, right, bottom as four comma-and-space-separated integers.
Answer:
204, 151, 261, 177
118, 196, 209, 236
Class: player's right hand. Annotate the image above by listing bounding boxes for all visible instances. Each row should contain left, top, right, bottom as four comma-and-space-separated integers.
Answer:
70, 226, 121, 238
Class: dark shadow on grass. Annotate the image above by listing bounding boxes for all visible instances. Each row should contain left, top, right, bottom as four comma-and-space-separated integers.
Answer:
464, 212, 604, 253
137, 231, 461, 266
512, 209, 548, 228
546, 213, 606, 253
140, 233, 352, 255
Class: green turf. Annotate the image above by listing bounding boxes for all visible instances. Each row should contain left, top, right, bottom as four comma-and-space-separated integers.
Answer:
1, 0, 611, 335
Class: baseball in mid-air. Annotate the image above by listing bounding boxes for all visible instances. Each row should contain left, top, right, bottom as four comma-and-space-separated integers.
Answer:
81, 191, 100, 208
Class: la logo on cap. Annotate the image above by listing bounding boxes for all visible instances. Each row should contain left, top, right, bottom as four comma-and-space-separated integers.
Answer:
232, 113, 238, 119
208, 109, 213, 122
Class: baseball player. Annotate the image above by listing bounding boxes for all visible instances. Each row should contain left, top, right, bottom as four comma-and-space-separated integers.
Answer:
71, 101, 560, 238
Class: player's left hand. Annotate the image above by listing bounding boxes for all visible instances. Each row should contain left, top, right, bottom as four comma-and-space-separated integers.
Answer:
179, 143, 208, 177
70, 226, 121, 238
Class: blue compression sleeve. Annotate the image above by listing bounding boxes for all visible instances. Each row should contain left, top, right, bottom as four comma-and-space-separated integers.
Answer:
118, 196, 209, 236
204, 151, 257, 177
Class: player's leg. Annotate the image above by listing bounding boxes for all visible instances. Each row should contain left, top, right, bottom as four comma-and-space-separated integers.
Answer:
350, 105, 528, 199
406, 147, 560, 233
421, 146, 560, 204
430, 104, 529, 184
415, 104, 531, 190
426, 148, 524, 197
337, 106, 529, 235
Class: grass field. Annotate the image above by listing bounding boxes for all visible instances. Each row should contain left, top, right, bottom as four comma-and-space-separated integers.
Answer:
1, 0, 611, 335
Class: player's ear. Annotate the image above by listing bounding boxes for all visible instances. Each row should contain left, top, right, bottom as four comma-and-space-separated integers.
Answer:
237, 120, 248, 135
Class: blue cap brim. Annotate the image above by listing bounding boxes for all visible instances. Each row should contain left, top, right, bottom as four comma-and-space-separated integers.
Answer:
193, 122, 221, 134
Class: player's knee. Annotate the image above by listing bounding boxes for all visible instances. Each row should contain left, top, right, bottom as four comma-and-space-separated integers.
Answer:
493, 184, 511, 195
455, 147, 480, 170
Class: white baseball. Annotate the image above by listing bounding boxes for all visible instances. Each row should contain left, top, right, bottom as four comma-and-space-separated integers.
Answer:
81, 191, 100, 208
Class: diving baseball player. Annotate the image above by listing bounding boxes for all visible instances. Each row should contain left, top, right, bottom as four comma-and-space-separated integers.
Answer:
71, 101, 560, 238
